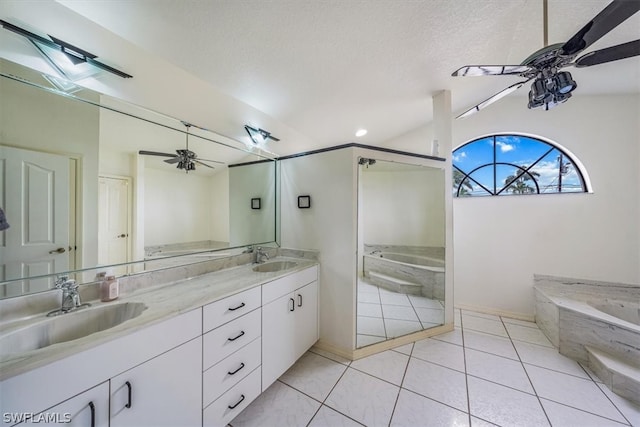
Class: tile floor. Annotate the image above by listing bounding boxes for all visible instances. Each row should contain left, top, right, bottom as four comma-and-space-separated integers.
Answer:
357, 280, 445, 347
230, 309, 640, 427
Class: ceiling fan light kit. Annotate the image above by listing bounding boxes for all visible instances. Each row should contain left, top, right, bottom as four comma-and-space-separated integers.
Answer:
452, 0, 640, 118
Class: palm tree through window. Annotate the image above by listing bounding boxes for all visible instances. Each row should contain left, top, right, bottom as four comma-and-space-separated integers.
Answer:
453, 134, 588, 197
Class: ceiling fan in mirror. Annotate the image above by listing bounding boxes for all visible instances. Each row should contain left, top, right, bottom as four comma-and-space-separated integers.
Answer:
138, 122, 225, 172
452, 0, 640, 119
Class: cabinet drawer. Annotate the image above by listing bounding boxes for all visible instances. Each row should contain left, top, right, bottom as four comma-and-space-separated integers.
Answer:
203, 286, 261, 333
203, 367, 261, 427
203, 308, 261, 370
262, 265, 318, 305
203, 337, 261, 407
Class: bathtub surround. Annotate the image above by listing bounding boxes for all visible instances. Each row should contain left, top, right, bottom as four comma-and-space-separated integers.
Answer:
362, 245, 445, 300
534, 274, 640, 405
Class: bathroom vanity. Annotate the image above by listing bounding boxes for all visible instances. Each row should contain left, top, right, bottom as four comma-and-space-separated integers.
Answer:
0, 259, 319, 427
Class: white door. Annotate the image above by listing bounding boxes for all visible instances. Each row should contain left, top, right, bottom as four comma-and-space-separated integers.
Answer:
98, 176, 131, 275
0, 145, 70, 296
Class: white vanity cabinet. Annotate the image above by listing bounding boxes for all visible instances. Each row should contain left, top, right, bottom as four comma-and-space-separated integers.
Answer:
13, 382, 109, 427
261, 266, 319, 390
109, 336, 202, 427
202, 287, 262, 427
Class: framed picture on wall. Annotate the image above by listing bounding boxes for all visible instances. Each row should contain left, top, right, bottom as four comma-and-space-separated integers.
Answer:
298, 195, 311, 209
251, 198, 261, 209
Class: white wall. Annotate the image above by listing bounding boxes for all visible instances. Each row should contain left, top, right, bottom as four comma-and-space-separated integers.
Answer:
361, 167, 445, 247
383, 94, 640, 318
280, 148, 358, 351
228, 162, 276, 246
143, 167, 215, 247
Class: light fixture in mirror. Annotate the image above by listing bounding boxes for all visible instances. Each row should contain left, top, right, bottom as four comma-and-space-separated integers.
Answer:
0, 58, 279, 299
356, 158, 446, 348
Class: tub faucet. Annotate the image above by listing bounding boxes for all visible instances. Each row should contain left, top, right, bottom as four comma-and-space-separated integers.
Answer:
255, 247, 270, 264
371, 250, 381, 255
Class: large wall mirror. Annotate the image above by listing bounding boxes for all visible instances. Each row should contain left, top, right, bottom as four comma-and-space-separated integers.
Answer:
356, 158, 445, 348
0, 59, 278, 298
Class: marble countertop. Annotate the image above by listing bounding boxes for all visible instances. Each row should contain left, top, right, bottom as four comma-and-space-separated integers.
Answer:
0, 256, 317, 381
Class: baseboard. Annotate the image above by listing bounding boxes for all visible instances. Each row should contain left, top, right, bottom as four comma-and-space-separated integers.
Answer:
455, 303, 535, 322
314, 323, 454, 361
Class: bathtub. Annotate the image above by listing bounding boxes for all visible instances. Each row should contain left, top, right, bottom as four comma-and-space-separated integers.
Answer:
362, 250, 445, 299
534, 275, 640, 403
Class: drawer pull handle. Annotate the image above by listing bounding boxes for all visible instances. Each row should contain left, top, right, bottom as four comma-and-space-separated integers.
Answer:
228, 302, 246, 311
125, 381, 132, 409
228, 331, 245, 341
289, 298, 295, 312
88, 401, 95, 427
228, 362, 245, 375
228, 394, 245, 410
297, 293, 303, 307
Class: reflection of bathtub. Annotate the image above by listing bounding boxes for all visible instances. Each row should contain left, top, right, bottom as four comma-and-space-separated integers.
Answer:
534, 275, 640, 404
363, 251, 445, 299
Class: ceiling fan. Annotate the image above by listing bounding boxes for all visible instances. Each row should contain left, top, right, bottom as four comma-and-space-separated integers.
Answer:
138, 122, 225, 172
452, 0, 640, 119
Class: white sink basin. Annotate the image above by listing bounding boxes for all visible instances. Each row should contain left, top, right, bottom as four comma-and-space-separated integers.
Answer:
0, 302, 147, 356
252, 261, 299, 273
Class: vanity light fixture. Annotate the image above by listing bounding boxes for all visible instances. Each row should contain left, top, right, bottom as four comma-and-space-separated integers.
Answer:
244, 125, 280, 146
355, 129, 368, 137
0, 19, 132, 81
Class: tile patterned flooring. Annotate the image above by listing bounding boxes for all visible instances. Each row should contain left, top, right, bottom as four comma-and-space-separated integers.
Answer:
357, 280, 445, 347
230, 309, 640, 427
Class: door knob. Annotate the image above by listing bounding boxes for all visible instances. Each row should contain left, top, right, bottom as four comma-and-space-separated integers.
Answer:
118, 234, 126, 238
49, 247, 66, 254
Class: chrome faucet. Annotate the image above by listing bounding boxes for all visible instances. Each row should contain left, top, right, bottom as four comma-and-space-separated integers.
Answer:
255, 247, 270, 264
47, 275, 90, 316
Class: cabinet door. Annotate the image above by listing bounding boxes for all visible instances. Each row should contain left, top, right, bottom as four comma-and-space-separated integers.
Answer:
110, 337, 202, 427
12, 382, 109, 427
261, 280, 319, 390
261, 292, 297, 390
293, 280, 319, 358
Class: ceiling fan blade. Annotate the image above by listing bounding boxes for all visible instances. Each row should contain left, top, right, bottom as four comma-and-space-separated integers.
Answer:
575, 39, 640, 67
164, 157, 181, 164
561, 0, 640, 56
195, 158, 226, 165
451, 65, 532, 77
194, 160, 216, 169
456, 79, 530, 119
138, 150, 176, 157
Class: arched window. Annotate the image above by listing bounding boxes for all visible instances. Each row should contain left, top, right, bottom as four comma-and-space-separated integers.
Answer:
453, 134, 589, 197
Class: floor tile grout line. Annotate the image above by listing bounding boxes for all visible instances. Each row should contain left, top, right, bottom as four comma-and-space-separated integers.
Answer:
520, 360, 599, 382
500, 316, 553, 427
460, 312, 473, 427
592, 382, 634, 426
387, 341, 414, 426
537, 396, 633, 426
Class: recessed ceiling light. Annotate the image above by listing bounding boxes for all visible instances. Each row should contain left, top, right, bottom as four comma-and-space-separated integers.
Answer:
355, 129, 367, 137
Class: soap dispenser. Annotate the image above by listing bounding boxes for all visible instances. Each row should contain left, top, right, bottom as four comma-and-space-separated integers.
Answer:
100, 274, 119, 302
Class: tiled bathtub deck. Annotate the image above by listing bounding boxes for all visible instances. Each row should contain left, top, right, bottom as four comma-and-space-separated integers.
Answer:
230, 309, 640, 427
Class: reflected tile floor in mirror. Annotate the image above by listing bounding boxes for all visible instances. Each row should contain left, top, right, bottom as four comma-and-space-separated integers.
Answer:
229, 309, 640, 427
357, 278, 444, 347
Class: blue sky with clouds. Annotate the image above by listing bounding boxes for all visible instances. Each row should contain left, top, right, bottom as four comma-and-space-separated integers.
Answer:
453, 135, 584, 196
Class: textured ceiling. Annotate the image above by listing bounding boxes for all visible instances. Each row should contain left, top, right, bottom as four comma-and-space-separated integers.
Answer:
9, 1, 640, 153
